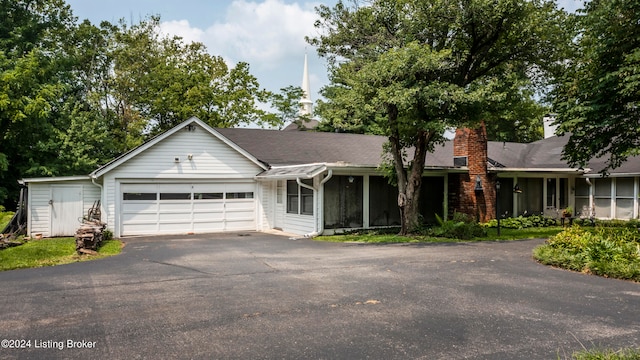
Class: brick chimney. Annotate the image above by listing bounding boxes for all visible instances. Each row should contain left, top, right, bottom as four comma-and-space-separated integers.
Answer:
448, 122, 496, 222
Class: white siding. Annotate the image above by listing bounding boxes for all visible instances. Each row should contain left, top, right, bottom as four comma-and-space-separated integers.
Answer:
27, 179, 101, 237
110, 126, 261, 179
258, 181, 274, 231
101, 125, 263, 237
283, 214, 316, 235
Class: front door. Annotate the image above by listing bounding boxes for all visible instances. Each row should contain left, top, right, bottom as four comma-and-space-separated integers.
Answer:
51, 186, 83, 236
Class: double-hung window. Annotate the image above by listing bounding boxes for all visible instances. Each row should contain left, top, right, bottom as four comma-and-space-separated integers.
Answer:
287, 179, 314, 215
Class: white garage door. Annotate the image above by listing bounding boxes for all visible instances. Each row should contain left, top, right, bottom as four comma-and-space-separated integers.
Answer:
120, 183, 256, 236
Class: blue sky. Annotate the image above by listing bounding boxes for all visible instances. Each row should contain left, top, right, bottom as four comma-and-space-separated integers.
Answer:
64, 0, 584, 107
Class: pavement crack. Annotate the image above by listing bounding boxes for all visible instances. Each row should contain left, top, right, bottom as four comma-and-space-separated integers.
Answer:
145, 260, 214, 275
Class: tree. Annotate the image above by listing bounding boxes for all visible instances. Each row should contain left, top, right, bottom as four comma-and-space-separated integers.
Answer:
110, 17, 284, 138
553, 0, 640, 172
309, 0, 569, 234
0, 5, 302, 210
0, 0, 77, 207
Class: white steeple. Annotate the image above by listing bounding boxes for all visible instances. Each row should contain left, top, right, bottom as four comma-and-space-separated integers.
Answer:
299, 52, 313, 116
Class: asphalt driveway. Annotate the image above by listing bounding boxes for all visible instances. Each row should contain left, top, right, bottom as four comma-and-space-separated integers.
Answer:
0, 232, 638, 359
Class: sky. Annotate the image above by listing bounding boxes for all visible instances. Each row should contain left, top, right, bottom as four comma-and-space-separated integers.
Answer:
64, 0, 585, 108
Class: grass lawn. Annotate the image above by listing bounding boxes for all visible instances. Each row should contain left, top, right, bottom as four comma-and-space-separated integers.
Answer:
572, 348, 640, 360
0, 210, 14, 230
316, 226, 565, 243
0, 238, 122, 271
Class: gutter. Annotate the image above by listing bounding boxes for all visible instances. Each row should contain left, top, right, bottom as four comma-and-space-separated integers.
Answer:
90, 175, 107, 226
490, 167, 585, 173
300, 170, 333, 238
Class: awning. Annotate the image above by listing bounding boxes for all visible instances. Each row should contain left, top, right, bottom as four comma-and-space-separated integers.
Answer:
255, 164, 327, 179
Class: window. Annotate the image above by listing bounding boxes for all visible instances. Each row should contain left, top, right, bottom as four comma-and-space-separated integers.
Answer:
575, 178, 591, 217
194, 193, 223, 200
276, 181, 284, 204
160, 193, 192, 200
123, 193, 157, 201
615, 178, 635, 219
545, 178, 569, 209
594, 178, 612, 218
287, 179, 313, 215
226, 192, 254, 199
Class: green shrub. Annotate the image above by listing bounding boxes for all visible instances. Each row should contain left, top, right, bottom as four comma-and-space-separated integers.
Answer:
534, 226, 640, 281
483, 214, 557, 229
428, 213, 486, 240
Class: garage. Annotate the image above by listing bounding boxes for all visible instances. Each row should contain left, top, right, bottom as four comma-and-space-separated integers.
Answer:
120, 182, 256, 236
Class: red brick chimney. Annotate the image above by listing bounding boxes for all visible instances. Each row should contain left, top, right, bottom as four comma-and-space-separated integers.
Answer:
449, 122, 496, 222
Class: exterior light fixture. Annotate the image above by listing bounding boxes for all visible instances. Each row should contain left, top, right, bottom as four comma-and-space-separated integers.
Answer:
348, 176, 354, 183
513, 184, 522, 193
474, 175, 483, 192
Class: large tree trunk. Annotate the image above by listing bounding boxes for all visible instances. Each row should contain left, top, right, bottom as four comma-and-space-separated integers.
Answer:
388, 106, 434, 235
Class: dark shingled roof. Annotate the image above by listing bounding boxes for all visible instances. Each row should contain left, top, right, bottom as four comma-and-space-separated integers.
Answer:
218, 127, 640, 174
487, 135, 570, 169
216, 128, 454, 168
488, 134, 640, 174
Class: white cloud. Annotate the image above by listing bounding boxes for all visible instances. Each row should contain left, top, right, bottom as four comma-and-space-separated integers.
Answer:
159, 19, 205, 45
160, 0, 319, 69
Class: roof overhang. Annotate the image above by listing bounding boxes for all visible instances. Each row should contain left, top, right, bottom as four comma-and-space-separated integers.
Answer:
256, 162, 465, 179
22, 176, 92, 184
490, 167, 582, 174
256, 163, 328, 179
584, 172, 640, 178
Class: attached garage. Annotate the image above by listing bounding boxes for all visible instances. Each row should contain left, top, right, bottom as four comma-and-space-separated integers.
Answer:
79, 117, 269, 238
120, 182, 256, 236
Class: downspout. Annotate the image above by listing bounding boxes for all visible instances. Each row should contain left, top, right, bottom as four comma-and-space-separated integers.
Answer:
301, 170, 333, 238
90, 175, 107, 227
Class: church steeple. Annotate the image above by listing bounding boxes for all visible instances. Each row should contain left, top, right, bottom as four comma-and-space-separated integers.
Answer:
299, 52, 313, 116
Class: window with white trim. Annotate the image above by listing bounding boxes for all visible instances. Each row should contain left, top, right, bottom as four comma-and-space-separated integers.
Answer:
594, 178, 612, 218
575, 178, 591, 218
615, 178, 634, 219
287, 179, 314, 215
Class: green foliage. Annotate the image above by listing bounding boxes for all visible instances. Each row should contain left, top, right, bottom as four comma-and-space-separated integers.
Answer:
534, 226, 640, 281
428, 213, 487, 240
572, 348, 640, 360
483, 215, 558, 229
309, 0, 570, 234
0, 4, 302, 209
102, 229, 113, 241
553, 0, 640, 171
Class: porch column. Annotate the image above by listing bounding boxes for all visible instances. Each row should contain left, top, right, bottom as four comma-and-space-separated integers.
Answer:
363, 175, 370, 228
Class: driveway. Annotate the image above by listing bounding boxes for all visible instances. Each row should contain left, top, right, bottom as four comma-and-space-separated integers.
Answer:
0, 233, 638, 359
